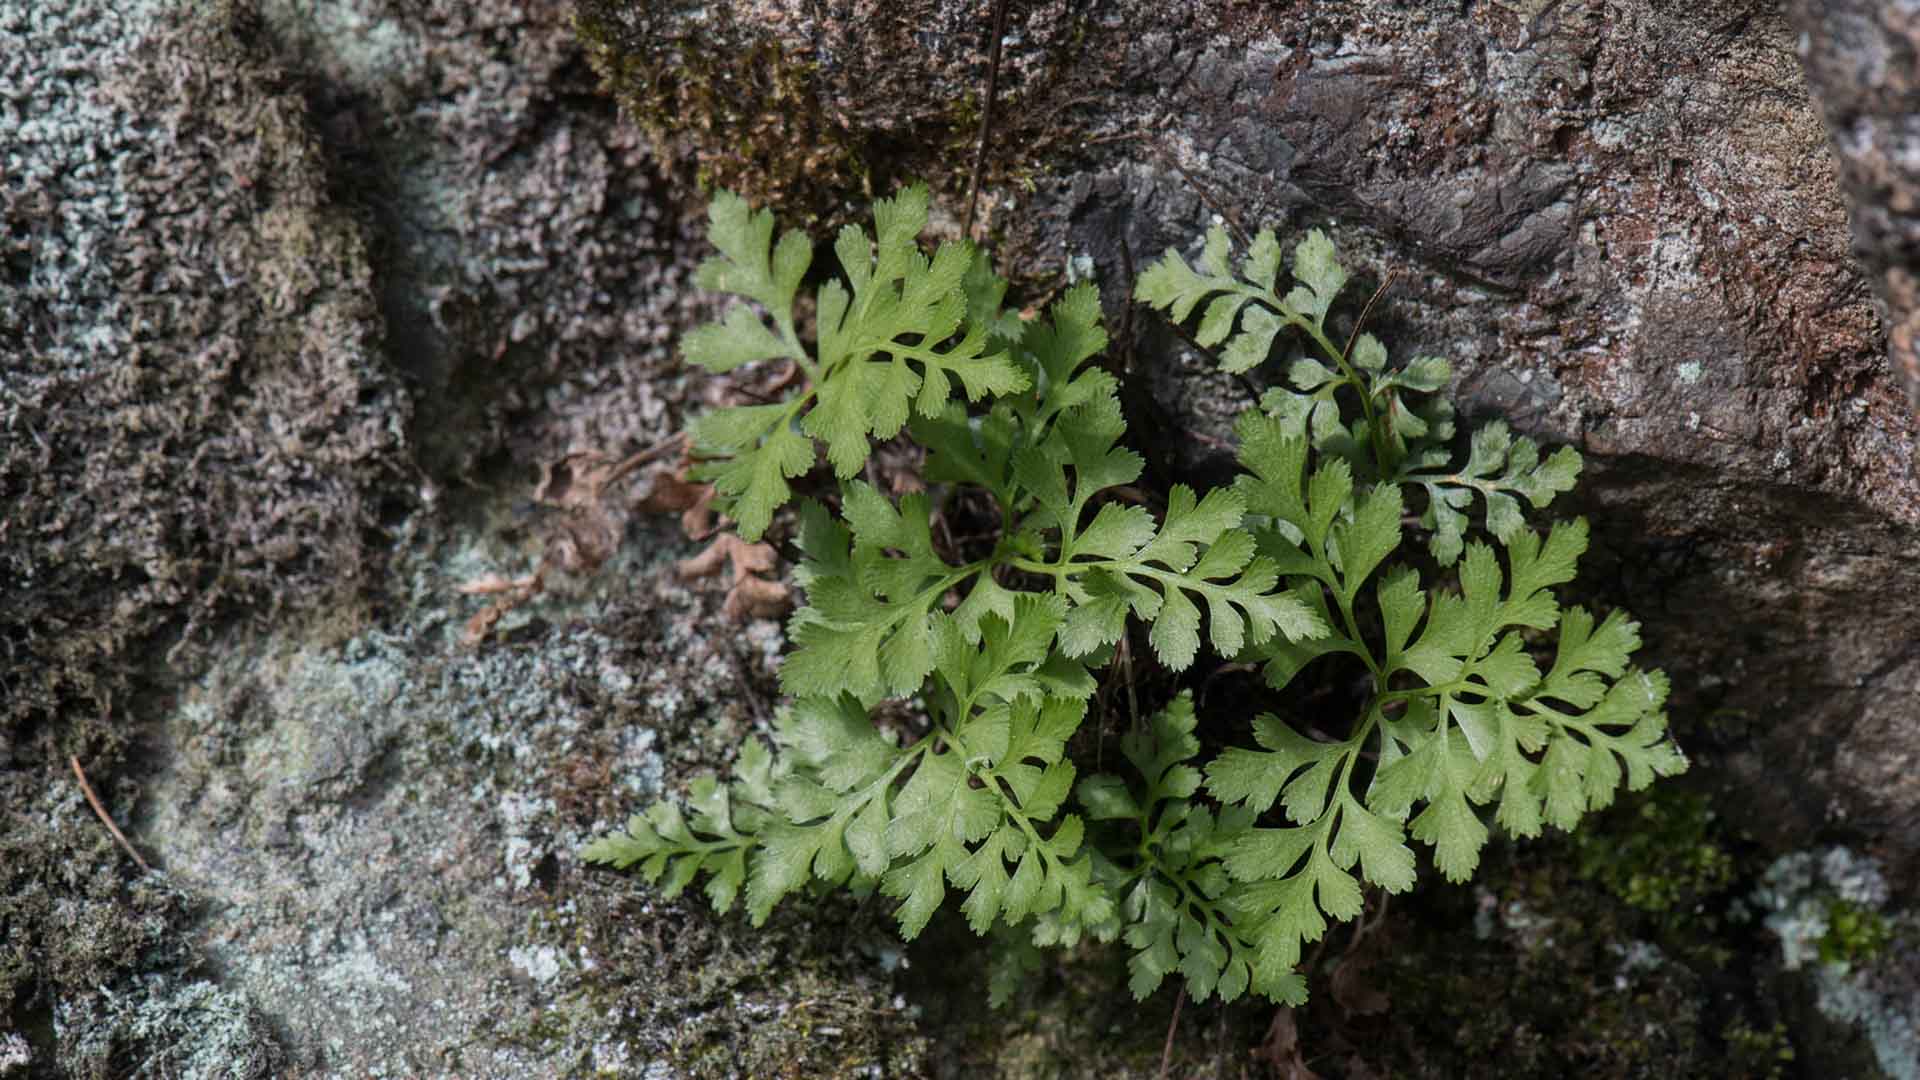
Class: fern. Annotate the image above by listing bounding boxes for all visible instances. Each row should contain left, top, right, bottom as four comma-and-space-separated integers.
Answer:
685, 186, 1026, 539
587, 191, 1686, 1011
1078, 693, 1307, 1005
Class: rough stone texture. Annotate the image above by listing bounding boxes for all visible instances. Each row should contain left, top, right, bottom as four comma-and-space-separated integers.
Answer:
576, 0, 1920, 1075
9, 0, 1920, 1076
1, 0, 402, 1070
1794, 0, 1920, 413
1, 0, 920, 1074
134, 528, 926, 1077
257, 0, 703, 483
0, 0, 408, 742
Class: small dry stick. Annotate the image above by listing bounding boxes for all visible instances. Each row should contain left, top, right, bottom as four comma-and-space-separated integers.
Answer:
1340, 270, 1400, 366
1157, 988, 1186, 1079
962, 0, 1012, 241
70, 754, 151, 873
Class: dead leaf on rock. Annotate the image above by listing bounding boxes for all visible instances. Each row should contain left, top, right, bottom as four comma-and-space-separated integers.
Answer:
724, 574, 790, 620
678, 532, 790, 620
455, 573, 535, 596
457, 436, 683, 646
1255, 1007, 1321, 1080
634, 463, 718, 539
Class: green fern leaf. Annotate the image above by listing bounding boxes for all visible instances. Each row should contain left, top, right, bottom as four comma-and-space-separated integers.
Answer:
1403, 419, 1584, 565
595, 212, 1684, 1020
1081, 695, 1309, 1005
686, 186, 1028, 539
1013, 408, 1324, 668
1135, 226, 1347, 376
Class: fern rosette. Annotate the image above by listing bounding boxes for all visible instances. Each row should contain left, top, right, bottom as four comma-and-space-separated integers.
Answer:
587, 190, 1686, 1010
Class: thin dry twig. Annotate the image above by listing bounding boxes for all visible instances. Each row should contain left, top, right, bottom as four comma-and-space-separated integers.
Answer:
70, 754, 150, 873
1340, 270, 1400, 367
1157, 989, 1186, 1079
962, 0, 1013, 242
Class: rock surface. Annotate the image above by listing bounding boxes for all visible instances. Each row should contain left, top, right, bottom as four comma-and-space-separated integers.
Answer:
1794, 0, 1920, 412
4, 0, 924, 1074
584, 0, 1920, 896
6, 0, 1919, 1077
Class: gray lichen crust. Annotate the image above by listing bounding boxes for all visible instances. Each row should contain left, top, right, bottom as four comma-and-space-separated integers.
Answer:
0, 0, 409, 742
3, 0, 404, 1067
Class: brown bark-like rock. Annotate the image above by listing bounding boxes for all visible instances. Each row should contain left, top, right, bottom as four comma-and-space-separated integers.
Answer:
1794, 0, 1920, 413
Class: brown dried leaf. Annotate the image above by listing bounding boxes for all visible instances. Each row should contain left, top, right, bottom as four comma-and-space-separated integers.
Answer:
677, 535, 734, 580
462, 604, 504, 646
547, 513, 619, 577
725, 574, 792, 620
635, 468, 708, 513
679, 533, 790, 620
1256, 1008, 1321, 1080
635, 464, 720, 540
534, 450, 612, 510
459, 568, 545, 647
460, 437, 684, 646
728, 538, 778, 576
680, 497, 718, 541
536, 440, 677, 511
456, 573, 529, 596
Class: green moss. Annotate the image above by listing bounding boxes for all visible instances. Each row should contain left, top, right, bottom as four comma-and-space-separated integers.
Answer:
571, 1, 1111, 230
1570, 788, 1740, 921
574, 3, 870, 222
1722, 1018, 1797, 1080
1270, 775, 1802, 1079
1817, 899, 1893, 969
0, 784, 288, 1077
0, 809, 184, 1022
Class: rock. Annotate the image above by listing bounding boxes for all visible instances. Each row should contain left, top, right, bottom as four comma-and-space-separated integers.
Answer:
0, 0, 407, 741
138, 554, 925, 1076
575, 0, 1920, 1075
9, 0, 1920, 1075
1794, 0, 1920, 412
2, 0, 920, 1074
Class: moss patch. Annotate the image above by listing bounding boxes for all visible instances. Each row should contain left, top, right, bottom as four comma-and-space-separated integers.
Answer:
572, 0, 1114, 228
